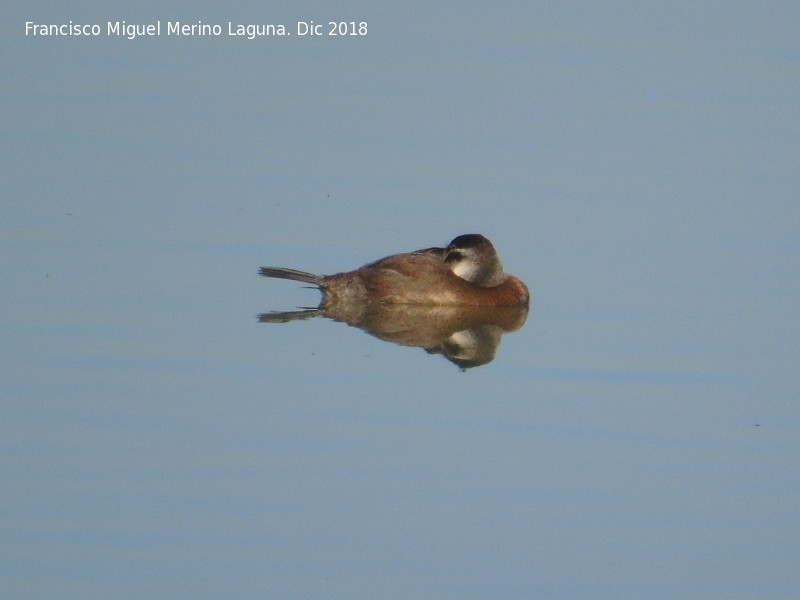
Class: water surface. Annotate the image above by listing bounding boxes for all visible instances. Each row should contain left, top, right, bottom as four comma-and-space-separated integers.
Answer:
3, 2, 799, 599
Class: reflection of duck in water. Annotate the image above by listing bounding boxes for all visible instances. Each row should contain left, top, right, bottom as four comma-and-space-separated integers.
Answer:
259, 302, 528, 370
259, 234, 529, 307
258, 235, 529, 369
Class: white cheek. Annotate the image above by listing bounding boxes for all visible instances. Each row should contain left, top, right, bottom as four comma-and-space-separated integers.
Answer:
451, 260, 480, 283
449, 329, 477, 348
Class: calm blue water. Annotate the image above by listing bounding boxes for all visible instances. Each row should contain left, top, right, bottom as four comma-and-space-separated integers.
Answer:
3, 2, 799, 599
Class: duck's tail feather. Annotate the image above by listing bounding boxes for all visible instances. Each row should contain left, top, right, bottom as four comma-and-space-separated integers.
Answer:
258, 308, 322, 323
259, 267, 321, 285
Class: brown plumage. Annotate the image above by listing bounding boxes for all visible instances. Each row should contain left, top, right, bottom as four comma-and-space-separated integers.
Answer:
260, 234, 529, 307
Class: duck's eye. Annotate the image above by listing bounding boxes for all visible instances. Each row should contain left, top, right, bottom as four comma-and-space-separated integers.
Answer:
445, 250, 462, 264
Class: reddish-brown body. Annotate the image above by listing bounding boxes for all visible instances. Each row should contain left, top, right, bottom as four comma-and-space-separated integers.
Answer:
260, 234, 530, 308
318, 251, 529, 307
